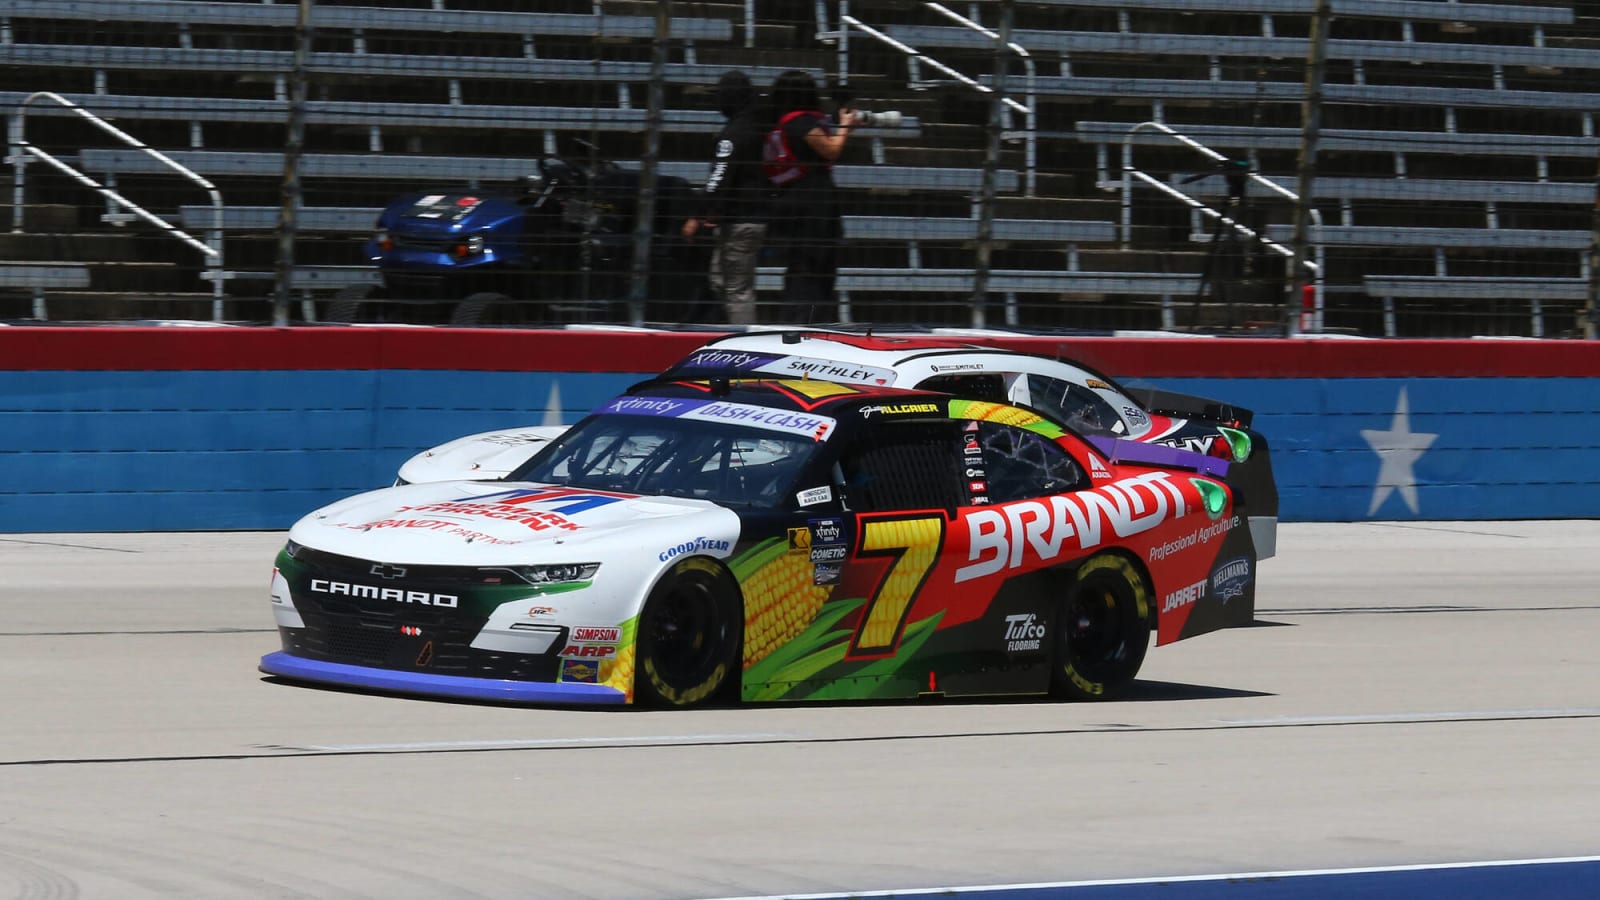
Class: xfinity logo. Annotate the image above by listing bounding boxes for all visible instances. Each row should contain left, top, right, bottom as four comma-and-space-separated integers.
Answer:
310, 578, 459, 608
370, 563, 408, 580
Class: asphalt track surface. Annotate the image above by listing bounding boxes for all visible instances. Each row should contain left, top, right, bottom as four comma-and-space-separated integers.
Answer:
2, 521, 1597, 900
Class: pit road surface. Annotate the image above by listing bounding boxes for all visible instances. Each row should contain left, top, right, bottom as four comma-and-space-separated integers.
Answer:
1, 522, 1596, 899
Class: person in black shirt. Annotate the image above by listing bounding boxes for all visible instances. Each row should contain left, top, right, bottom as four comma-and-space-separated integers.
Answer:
765, 70, 859, 323
682, 70, 771, 325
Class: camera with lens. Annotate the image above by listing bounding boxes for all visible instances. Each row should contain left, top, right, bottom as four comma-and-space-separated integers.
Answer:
829, 84, 904, 129
851, 109, 904, 128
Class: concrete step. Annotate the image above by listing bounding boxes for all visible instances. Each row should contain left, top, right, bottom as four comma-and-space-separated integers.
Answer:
0, 231, 172, 263
1, 290, 225, 323
0, 204, 81, 232
992, 194, 1121, 221
73, 261, 201, 294
1075, 248, 1209, 274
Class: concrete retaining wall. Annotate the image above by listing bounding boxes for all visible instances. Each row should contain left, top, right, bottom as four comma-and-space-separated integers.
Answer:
3, 328, 1595, 532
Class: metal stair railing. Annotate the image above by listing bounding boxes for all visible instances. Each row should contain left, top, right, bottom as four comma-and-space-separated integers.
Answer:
1120, 120, 1325, 332
823, 1, 1037, 196
9, 91, 226, 320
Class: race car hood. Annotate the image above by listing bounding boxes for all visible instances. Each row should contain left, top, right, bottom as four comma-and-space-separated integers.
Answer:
290, 480, 735, 565
396, 425, 568, 484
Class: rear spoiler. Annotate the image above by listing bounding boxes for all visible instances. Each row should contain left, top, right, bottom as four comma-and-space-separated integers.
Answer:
1087, 436, 1230, 479
1123, 387, 1253, 428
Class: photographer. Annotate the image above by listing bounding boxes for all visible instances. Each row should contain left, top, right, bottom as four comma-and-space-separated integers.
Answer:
765, 69, 859, 324
682, 70, 770, 326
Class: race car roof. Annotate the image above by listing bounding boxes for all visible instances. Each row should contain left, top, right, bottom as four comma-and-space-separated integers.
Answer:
627, 376, 946, 414
676, 330, 979, 370
664, 329, 1125, 390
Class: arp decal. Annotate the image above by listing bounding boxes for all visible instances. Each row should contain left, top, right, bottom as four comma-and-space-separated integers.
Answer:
560, 643, 618, 658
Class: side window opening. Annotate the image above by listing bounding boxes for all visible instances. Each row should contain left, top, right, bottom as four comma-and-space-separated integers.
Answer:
976, 422, 1089, 504
838, 420, 965, 512
917, 373, 1008, 403
1025, 374, 1126, 437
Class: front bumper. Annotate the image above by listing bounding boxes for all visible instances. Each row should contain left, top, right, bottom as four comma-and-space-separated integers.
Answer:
259, 651, 627, 705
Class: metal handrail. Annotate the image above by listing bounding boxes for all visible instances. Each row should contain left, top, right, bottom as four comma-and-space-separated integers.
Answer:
1120, 120, 1325, 331
921, 3, 1037, 197
833, 6, 1037, 196
10, 91, 226, 318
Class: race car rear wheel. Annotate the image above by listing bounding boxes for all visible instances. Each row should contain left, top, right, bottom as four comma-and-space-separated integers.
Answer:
1053, 554, 1151, 700
634, 558, 740, 708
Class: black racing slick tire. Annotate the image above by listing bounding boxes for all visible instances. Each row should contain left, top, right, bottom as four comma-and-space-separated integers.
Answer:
634, 558, 741, 708
1052, 554, 1152, 700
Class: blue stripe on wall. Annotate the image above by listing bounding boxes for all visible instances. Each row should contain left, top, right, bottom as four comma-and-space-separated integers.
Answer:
2, 371, 1595, 532
1156, 377, 1600, 522
0, 370, 639, 532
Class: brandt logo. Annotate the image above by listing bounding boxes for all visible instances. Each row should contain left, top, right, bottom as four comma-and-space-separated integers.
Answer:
370, 563, 408, 580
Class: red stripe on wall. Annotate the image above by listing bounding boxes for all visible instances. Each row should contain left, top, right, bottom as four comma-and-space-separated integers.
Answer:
2, 327, 1597, 378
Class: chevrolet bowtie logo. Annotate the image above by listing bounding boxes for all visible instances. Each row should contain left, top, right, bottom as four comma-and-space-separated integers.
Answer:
370, 563, 408, 580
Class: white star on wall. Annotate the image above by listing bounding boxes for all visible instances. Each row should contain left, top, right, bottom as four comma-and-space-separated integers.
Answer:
1360, 386, 1438, 517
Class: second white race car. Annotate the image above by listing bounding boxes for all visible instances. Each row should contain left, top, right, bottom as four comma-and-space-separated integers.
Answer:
394, 330, 1279, 557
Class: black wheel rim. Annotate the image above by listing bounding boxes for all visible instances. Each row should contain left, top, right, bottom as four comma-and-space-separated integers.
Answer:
1063, 578, 1129, 683
642, 576, 722, 688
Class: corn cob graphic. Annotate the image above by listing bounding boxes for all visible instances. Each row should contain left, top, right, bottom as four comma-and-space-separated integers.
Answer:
950, 399, 1065, 438
601, 644, 635, 701
736, 540, 834, 670
954, 399, 1043, 428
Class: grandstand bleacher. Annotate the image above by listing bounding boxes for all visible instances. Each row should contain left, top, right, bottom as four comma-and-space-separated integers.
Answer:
2, 0, 1595, 335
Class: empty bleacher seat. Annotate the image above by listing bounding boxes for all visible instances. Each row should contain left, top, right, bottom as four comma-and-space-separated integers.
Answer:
5, 0, 733, 40
756, 268, 1200, 295
1016, 0, 1572, 26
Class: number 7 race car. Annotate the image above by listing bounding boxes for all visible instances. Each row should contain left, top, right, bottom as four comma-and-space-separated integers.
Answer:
396, 329, 1278, 559
261, 378, 1258, 707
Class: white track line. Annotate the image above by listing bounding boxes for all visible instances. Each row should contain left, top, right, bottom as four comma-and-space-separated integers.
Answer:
709, 856, 1600, 899
287, 732, 802, 752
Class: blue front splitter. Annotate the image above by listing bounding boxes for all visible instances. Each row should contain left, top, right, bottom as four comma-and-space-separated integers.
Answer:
259, 652, 628, 705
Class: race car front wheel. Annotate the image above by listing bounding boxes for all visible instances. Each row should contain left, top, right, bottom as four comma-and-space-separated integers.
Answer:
635, 558, 740, 708
1053, 554, 1151, 700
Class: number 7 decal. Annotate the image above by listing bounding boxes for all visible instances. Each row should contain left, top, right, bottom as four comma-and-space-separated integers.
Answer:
849, 515, 945, 659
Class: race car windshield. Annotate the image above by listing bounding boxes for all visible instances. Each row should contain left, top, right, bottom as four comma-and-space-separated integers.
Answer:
510, 415, 821, 508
